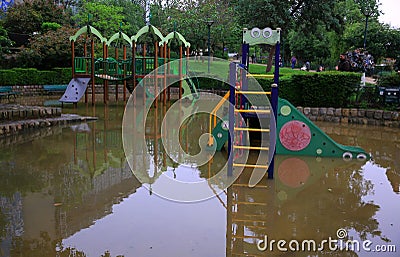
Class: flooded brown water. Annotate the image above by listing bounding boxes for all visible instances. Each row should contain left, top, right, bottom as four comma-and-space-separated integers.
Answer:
0, 102, 399, 257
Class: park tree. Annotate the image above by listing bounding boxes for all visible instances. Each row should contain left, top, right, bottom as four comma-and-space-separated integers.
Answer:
2, 0, 68, 35
72, 0, 126, 38
232, 0, 343, 33
105, 0, 145, 36
13, 26, 81, 69
150, 0, 241, 56
287, 24, 331, 68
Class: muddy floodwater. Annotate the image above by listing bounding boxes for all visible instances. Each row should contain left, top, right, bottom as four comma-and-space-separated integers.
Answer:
0, 102, 399, 257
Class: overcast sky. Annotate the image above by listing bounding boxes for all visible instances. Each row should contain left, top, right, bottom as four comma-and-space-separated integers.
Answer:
379, 0, 400, 28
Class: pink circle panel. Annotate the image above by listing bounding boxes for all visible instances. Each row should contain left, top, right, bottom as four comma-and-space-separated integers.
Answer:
279, 120, 311, 151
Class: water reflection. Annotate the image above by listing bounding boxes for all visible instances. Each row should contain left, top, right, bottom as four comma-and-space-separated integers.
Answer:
0, 104, 398, 256
317, 122, 400, 194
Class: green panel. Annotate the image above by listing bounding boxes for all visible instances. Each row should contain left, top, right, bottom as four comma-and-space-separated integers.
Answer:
243, 28, 280, 46
135, 58, 144, 74
181, 77, 199, 102
276, 98, 370, 160
211, 119, 229, 151
107, 32, 132, 47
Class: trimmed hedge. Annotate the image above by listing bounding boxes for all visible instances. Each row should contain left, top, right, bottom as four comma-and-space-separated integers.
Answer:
288, 72, 361, 107
0, 70, 17, 85
0, 68, 72, 86
377, 72, 400, 88
195, 71, 361, 108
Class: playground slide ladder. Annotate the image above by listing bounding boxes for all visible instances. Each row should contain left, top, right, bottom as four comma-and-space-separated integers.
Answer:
208, 72, 272, 176
231, 89, 271, 171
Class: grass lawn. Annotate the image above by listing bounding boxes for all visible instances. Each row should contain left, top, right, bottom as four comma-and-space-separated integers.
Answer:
249, 63, 307, 76
188, 60, 306, 78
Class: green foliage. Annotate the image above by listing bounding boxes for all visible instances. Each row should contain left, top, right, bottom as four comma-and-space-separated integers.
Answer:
287, 25, 331, 66
233, 0, 342, 34
0, 25, 14, 55
2, 0, 68, 35
73, 0, 126, 38
280, 72, 361, 107
155, 0, 241, 54
377, 73, 400, 87
53, 67, 73, 83
41, 22, 62, 32
14, 26, 77, 69
0, 70, 17, 85
0, 68, 71, 85
12, 68, 40, 85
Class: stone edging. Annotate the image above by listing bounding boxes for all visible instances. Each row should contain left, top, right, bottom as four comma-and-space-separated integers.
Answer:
296, 107, 400, 127
0, 114, 98, 137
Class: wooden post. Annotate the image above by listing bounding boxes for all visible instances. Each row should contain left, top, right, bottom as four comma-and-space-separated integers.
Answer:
82, 41, 88, 103
143, 44, 147, 106
91, 39, 95, 105
115, 46, 119, 102
104, 42, 108, 104
123, 45, 127, 102
167, 47, 171, 101
163, 44, 167, 106
133, 42, 136, 104
154, 41, 158, 108
179, 45, 183, 99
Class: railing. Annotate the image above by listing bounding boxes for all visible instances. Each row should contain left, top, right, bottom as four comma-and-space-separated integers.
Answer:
94, 58, 133, 80
74, 57, 91, 74
208, 91, 230, 146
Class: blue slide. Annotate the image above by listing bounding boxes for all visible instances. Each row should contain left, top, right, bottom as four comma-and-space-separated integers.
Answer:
59, 77, 91, 103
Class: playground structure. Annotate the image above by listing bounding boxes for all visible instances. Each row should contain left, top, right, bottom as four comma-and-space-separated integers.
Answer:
207, 27, 370, 180
62, 24, 197, 105
65, 23, 370, 182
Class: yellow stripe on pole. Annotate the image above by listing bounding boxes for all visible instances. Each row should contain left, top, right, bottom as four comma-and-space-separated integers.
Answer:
235, 91, 271, 95
234, 127, 270, 132
234, 109, 271, 114
246, 74, 274, 78
233, 145, 269, 151
233, 163, 269, 169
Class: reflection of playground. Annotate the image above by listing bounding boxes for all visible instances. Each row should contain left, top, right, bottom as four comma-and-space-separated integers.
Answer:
317, 121, 400, 194
226, 155, 377, 256
55, 105, 143, 239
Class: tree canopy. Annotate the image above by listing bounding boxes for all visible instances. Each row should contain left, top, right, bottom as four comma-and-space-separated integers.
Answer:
1, 0, 400, 69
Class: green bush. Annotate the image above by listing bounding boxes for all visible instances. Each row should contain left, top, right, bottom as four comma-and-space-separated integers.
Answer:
280, 72, 361, 107
377, 73, 400, 87
0, 70, 17, 85
0, 68, 72, 85
53, 67, 72, 83
12, 68, 40, 85
37, 70, 58, 84
192, 71, 361, 107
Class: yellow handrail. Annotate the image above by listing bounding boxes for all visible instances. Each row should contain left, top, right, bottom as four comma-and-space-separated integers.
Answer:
246, 74, 274, 78
235, 91, 271, 95
208, 91, 230, 146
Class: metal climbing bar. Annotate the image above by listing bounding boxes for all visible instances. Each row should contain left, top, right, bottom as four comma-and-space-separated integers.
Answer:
235, 91, 271, 95
208, 91, 230, 146
234, 127, 270, 132
233, 146, 269, 151
234, 109, 271, 113
245, 74, 274, 78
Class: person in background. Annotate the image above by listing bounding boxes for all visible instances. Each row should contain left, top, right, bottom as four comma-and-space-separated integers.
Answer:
336, 53, 351, 72
291, 56, 297, 69
305, 61, 311, 71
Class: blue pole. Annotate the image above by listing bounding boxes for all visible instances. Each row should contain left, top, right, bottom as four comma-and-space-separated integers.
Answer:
267, 41, 280, 179
228, 62, 236, 177
241, 43, 249, 70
